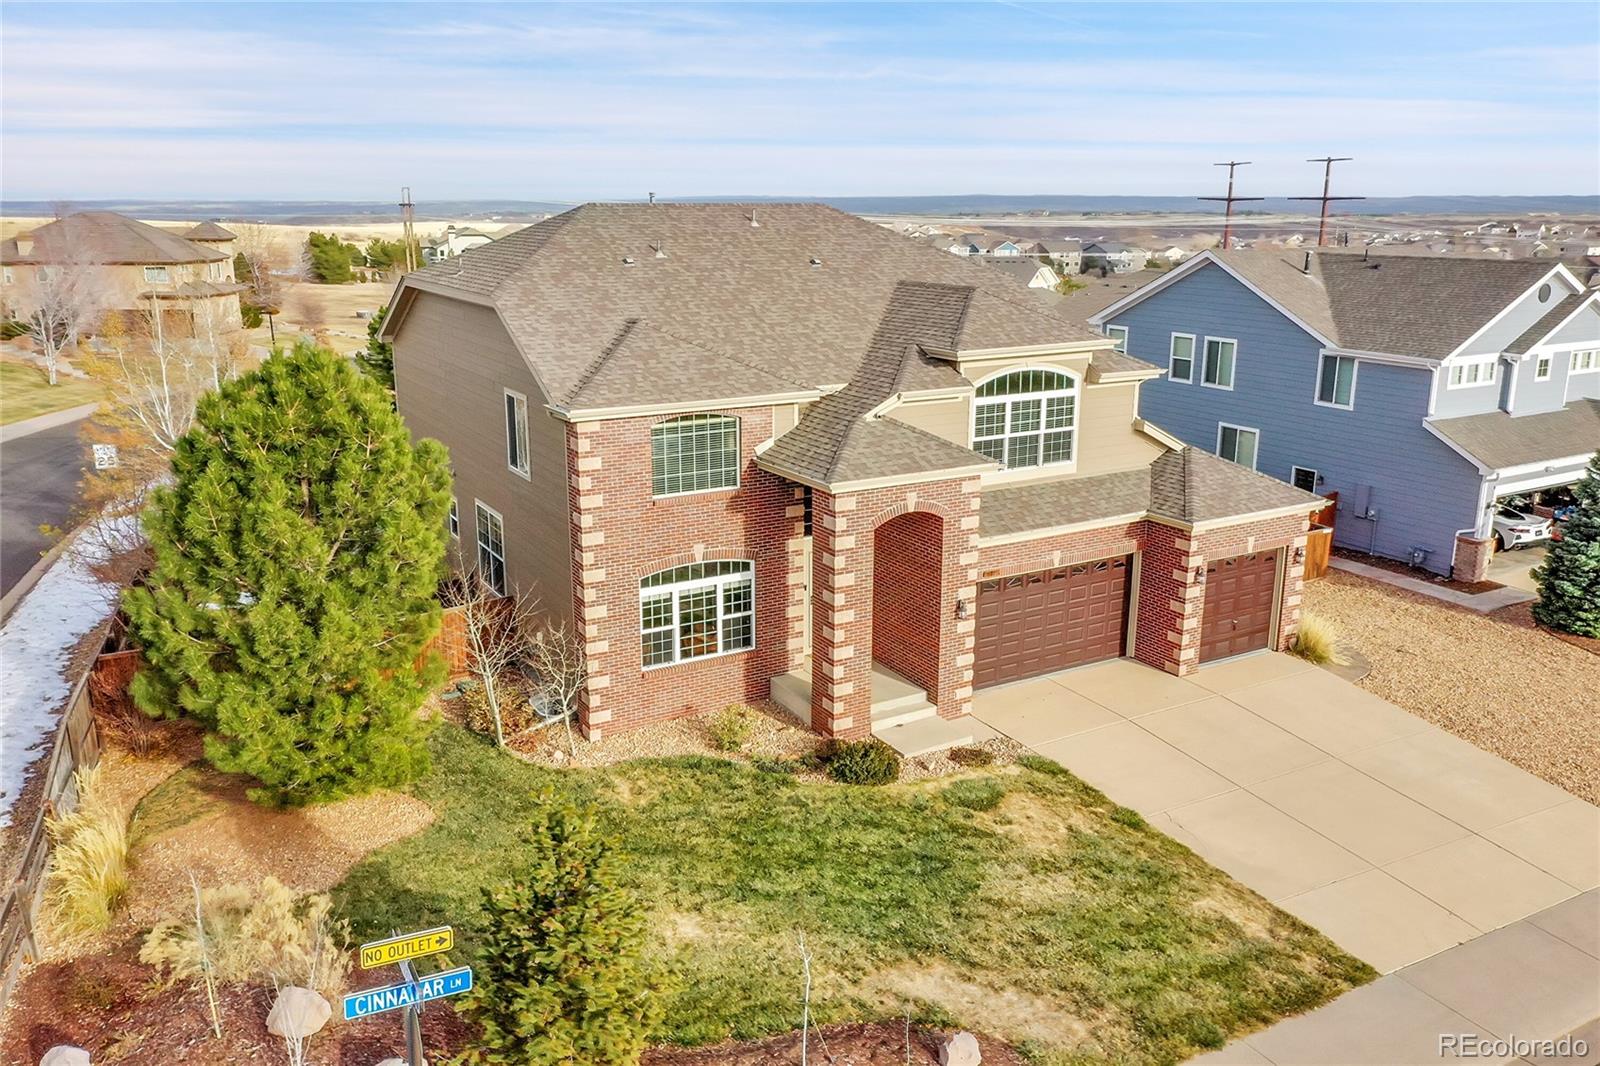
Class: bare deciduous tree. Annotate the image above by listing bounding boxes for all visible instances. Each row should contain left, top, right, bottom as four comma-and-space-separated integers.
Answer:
441, 570, 540, 748
25, 257, 101, 385
526, 619, 588, 756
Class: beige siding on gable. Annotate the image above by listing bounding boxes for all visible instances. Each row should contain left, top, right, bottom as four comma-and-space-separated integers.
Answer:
392, 292, 574, 624
890, 359, 1163, 478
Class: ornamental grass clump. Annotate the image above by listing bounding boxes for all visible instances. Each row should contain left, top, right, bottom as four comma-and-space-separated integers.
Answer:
1290, 613, 1348, 666
45, 765, 131, 938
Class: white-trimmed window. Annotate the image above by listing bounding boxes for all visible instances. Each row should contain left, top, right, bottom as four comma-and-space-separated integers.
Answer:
504, 390, 530, 478
1291, 466, 1318, 492
1216, 423, 1259, 469
1534, 355, 1552, 381
448, 497, 460, 539
971, 368, 1077, 470
639, 560, 754, 667
1202, 337, 1237, 389
474, 501, 506, 595
651, 413, 740, 497
1572, 349, 1599, 374
143, 266, 170, 284
1168, 333, 1195, 382
1105, 324, 1128, 353
1315, 353, 1357, 409
1447, 357, 1497, 388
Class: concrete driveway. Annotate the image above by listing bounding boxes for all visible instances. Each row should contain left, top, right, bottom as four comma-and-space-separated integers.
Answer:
973, 652, 1600, 975
1487, 543, 1546, 593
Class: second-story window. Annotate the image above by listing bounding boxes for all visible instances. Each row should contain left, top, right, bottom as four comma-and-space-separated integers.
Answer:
1572, 350, 1599, 374
1202, 338, 1237, 389
144, 266, 170, 284
1447, 358, 1496, 388
1106, 324, 1128, 353
504, 390, 530, 478
1534, 355, 1552, 381
1169, 333, 1195, 382
972, 368, 1077, 470
1316, 353, 1357, 409
651, 413, 740, 496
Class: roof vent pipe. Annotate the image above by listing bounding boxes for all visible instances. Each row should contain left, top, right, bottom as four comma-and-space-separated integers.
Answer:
749, 207, 760, 228
648, 192, 655, 205
622, 256, 637, 266
1303, 250, 1311, 273
654, 239, 667, 259
808, 256, 822, 267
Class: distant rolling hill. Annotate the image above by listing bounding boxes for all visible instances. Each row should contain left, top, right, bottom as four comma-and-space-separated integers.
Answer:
3, 194, 1596, 222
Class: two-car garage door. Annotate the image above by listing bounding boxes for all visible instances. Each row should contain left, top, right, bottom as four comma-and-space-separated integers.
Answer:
974, 549, 1279, 688
974, 556, 1130, 688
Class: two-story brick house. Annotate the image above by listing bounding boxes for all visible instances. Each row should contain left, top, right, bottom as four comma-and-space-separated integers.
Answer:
1092, 250, 1600, 580
383, 204, 1323, 751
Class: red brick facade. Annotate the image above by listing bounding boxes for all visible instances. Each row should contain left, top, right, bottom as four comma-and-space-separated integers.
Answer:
566, 407, 1311, 738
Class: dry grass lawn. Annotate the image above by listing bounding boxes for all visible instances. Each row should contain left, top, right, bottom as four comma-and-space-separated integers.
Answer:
0, 360, 104, 424
1304, 571, 1599, 804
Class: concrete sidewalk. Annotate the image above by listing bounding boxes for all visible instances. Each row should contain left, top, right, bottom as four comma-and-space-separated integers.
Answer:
1329, 557, 1534, 613
0, 401, 101, 443
1193, 890, 1600, 1065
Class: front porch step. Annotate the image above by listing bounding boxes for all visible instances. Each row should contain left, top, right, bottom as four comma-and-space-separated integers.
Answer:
874, 715, 975, 758
768, 661, 937, 728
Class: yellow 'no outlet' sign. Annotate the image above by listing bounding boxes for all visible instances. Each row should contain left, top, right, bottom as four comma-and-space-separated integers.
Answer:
360, 926, 453, 969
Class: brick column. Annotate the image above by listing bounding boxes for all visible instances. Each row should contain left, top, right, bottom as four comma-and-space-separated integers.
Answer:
784, 487, 809, 671
1134, 521, 1204, 676
1452, 534, 1494, 583
566, 422, 613, 740
809, 489, 870, 738
948, 479, 982, 720
1276, 531, 1309, 652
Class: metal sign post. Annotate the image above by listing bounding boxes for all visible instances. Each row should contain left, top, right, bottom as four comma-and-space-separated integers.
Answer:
343, 926, 468, 1066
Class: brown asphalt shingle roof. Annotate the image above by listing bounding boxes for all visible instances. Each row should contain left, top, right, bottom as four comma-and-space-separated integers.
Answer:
0, 211, 227, 265
397, 203, 1106, 411
979, 446, 1322, 535
1428, 399, 1600, 470
183, 221, 237, 242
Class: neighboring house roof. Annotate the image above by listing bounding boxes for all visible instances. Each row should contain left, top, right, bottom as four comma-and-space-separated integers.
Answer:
0, 211, 227, 265
1504, 293, 1587, 353
389, 203, 1108, 414
981, 446, 1322, 536
1427, 399, 1600, 471
981, 257, 1058, 288
183, 221, 237, 242
1054, 269, 1171, 320
1096, 248, 1569, 358
1032, 238, 1082, 254
142, 280, 249, 299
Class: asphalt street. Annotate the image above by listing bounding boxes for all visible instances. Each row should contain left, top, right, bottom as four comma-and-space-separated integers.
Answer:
1, 417, 88, 597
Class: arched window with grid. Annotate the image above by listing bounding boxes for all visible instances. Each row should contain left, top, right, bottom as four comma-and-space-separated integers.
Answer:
970, 368, 1078, 469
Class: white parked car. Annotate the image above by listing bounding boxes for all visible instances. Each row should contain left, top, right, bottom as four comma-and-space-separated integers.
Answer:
1492, 505, 1552, 551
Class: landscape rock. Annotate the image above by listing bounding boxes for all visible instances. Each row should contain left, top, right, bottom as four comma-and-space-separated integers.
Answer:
40, 1049, 91, 1066
267, 985, 332, 1039
939, 1031, 981, 1066
375, 1059, 407, 1066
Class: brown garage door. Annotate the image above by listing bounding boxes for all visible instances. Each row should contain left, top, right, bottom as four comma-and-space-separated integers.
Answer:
974, 556, 1130, 688
1199, 551, 1279, 663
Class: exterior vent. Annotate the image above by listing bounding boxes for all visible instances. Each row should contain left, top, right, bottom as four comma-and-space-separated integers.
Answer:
622, 256, 637, 266
653, 240, 667, 259
808, 256, 822, 267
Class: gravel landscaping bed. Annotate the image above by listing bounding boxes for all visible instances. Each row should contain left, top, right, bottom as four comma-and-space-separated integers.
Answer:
1304, 571, 1599, 804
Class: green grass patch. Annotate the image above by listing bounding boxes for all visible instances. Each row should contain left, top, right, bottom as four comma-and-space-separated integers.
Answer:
335, 726, 1373, 1063
0, 361, 103, 425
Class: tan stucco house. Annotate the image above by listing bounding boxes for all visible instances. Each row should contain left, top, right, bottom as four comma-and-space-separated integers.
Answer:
1, 212, 245, 332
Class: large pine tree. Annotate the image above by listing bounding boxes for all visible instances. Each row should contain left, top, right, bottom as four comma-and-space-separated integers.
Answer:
124, 341, 453, 805
1532, 450, 1600, 637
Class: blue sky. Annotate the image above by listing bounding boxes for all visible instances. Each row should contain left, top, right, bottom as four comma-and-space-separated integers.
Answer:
2, 1, 1596, 200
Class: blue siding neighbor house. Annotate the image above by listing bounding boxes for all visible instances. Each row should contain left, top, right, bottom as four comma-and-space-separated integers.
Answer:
1092, 250, 1600, 578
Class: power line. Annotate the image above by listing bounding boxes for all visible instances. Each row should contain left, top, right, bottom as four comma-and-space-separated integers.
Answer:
1290, 157, 1364, 247
1198, 161, 1264, 250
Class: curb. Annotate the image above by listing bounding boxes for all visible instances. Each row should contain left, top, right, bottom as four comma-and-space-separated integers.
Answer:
0, 525, 80, 626
0, 402, 101, 444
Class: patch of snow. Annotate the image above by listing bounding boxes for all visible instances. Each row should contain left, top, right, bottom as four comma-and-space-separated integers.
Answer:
0, 528, 124, 827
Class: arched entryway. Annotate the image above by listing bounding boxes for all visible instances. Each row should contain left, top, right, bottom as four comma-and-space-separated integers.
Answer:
871, 509, 946, 698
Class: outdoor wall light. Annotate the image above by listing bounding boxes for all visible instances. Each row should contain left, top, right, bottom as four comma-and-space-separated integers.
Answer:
955, 599, 969, 620
1293, 546, 1306, 565
1194, 565, 1207, 585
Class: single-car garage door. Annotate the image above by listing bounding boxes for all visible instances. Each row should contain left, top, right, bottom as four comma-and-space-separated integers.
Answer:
1199, 551, 1279, 663
974, 556, 1130, 688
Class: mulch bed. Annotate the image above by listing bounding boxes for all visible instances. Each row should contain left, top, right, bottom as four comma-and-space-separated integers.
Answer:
1330, 546, 1504, 594
3, 938, 1020, 1066
646, 1022, 1028, 1066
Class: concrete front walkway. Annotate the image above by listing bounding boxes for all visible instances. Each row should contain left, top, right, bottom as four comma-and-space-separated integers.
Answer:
1193, 890, 1600, 1065
973, 653, 1600, 975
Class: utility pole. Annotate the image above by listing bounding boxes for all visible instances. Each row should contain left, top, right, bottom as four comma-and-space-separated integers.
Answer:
399, 186, 418, 273
1290, 157, 1364, 247
1199, 161, 1264, 251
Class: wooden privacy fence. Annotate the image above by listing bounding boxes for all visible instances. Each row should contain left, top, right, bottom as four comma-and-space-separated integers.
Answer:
1303, 491, 1339, 581
0, 670, 101, 1014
